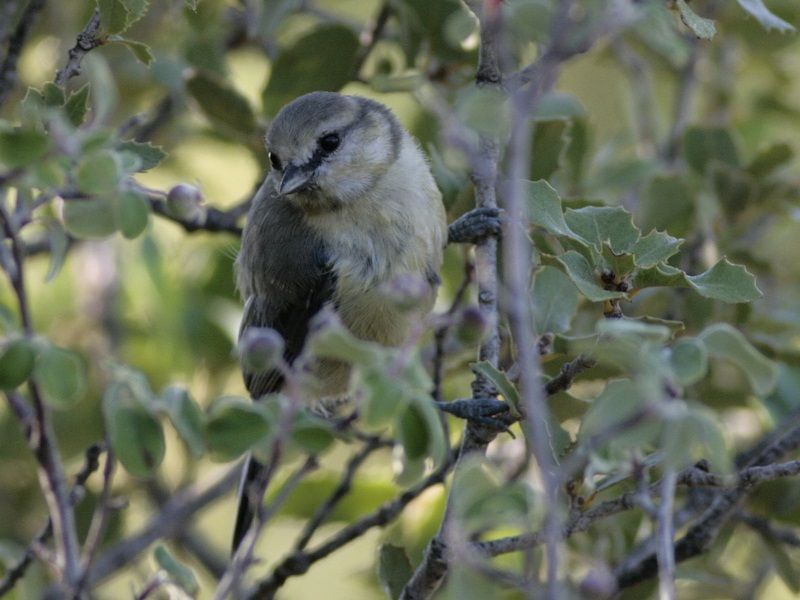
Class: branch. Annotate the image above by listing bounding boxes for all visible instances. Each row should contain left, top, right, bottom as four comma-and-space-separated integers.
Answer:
738, 511, 800, 548
142, 476, 228, 581
662, 35, 699, 164
401, 3, 504, 595
148, 195, 245, 235
293, 437, 390, 552
544, 354, 596, 396
614, 430, 800, 591
0, 0, 46, 107
247, 449, 457, 599
86, 466, 240, 585
611, 39, 658, 157
0, 200, 82, 589
215, 455, 318, 600
656, 469, 677, 600
0, 442, 104, 596
54, 11, 102, 87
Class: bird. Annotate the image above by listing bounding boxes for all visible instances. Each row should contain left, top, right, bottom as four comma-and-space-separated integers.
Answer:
231, 91, 448, 552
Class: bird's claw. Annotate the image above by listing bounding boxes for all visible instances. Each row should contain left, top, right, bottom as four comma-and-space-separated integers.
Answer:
448, 207, 503, 245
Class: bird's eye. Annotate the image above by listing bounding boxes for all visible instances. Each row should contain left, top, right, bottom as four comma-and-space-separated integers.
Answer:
318, 133, 340, 154
269, 152, 282, 171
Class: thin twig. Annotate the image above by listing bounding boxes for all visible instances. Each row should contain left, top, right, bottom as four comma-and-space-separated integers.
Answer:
86, 466, 240, 585
54, 11, 102, 87
0, 200, 82, 589
142, 477, 228, 581
0, 442, 104, 596
400, 4, 504, 596
215, 456, 318, 600
0, 0, 46, 107
656, 469, 677, 600
247, 449, 457, 599
76, 444, 116, 593
293, 437, 390, 552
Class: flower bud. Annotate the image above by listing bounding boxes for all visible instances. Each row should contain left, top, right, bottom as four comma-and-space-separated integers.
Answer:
166, 184, 206, 226
579, 566, 617, 599
239, 327, 284, 372
382, 273, 429, 311
454, 305, 488, 346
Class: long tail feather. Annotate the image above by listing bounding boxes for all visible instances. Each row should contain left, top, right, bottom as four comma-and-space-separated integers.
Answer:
231, 454, 265, 554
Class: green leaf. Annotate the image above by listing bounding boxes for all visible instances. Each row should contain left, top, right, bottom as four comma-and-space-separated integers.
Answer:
109, 36, 155, 66
86, 54, 117, 124
536, 92, 587, 120
525, 180, 581, 240
262, 25, 360, 116
712, 164, 755, 216
685, 259, 762, 303
205, 397, 272, 461
39, 219, 69, 282
123, 0, 150, 26
114, 191, 149, 239
358, 367, 409, 429
186, 71, 257, 137
700, 324, 779, 396
675, 0, 716, 39
451, 456, 531, 529
684, 127, 740, 174
397, 402, 428, 461
763, 538, 800, 593
531, 119, 569, 180
662, 405, 730, 472
639, 174, 695, 238
0, 128, 49, 168
631, 231, 683, 268
692, 406, 730, 473
597, 318, 672, 344
378, 544, 414, 600
0, 339, 38, 390
76, 150, 121, 195
735, 0, 795, 32
579, 379, 646, 441
104, 379, 165, 477
670, 339, 708, 386
748, 142, 793, 178
394, 397, 446, 484
153, 545, 199, 596
117, 140, 166, 171
97, 0, 131, 34
63, 199, 118, 239
470, 361, 520, 415
34, 346, 86, 408
64, 84, 90, 127
633, 259, 762, 303
456, 87, 510, 138
292, 414, 335, 454
556, 251, 626, 302
308, 320, 383, 366
42, 82, 65, 106
159, 386, 205, 457
532, 266, 579, 334
564, 206, 641, 254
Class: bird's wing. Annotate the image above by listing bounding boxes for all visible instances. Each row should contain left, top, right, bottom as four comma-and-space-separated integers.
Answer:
239, 258, 336, 399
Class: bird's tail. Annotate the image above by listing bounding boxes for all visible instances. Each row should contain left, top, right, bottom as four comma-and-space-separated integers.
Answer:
232, 453, 265, 554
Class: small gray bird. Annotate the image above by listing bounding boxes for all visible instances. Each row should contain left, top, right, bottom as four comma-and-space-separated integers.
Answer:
232, 92, 447, 551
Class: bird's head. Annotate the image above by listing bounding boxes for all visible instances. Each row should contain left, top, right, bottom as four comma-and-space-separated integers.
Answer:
265, 92, 404, 211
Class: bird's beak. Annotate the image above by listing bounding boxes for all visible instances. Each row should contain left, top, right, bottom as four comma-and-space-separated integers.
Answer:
279, 164, 312, 195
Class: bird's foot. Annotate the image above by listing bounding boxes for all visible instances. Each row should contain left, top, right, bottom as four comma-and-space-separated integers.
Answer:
447, 207, 503, 245
435, 398, 513, 434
